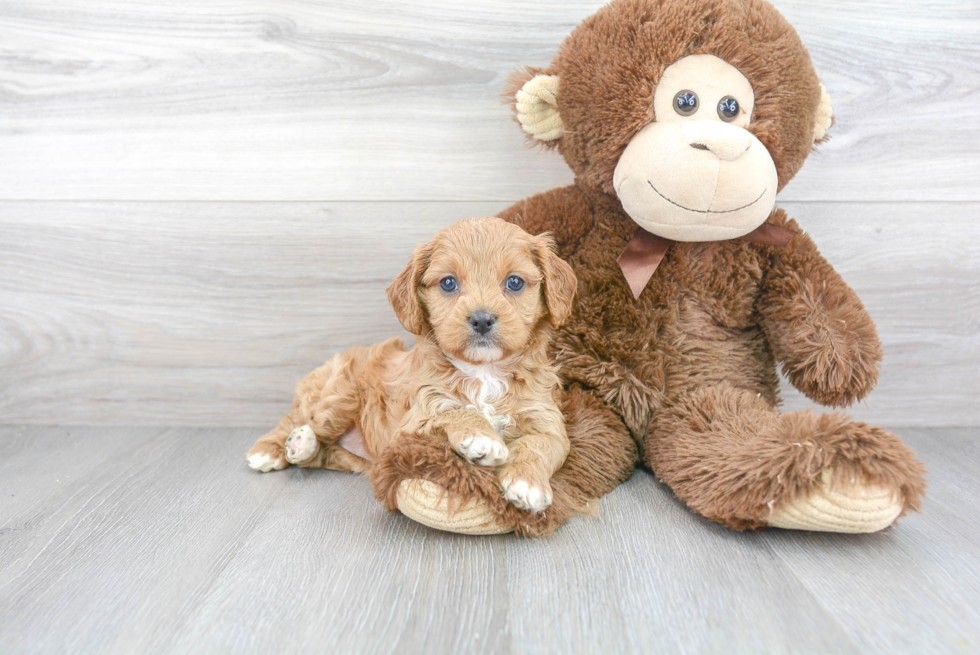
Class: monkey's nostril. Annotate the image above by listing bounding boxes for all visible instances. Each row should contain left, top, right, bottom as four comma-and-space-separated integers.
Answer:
468, 310, 496, 336
690, 143, 709, 150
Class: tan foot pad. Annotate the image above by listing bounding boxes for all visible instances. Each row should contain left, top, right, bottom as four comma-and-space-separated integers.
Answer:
396, 479, 513, 535
768, 471, 903, 533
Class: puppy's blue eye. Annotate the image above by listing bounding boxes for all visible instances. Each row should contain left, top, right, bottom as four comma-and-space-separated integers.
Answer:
439, 276, 457, 293
506, 276, 525, 292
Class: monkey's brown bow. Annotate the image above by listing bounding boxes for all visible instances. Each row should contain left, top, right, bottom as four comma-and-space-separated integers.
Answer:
617, 222, 798, 300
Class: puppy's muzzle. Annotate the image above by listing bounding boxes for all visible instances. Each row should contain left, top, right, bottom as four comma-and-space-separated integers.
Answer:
468, 309, 497, 337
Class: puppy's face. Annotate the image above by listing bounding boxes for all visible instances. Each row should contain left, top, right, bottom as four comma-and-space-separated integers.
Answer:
387, 217, 576, 364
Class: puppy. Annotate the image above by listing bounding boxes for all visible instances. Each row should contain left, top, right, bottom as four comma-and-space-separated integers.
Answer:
246, 217, 577, 513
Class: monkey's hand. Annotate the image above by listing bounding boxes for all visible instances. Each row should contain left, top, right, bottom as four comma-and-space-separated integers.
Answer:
758, 214, 882, 407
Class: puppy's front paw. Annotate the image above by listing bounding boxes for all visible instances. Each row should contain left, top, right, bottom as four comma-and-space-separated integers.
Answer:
500, 474, 553, 513
285, 425, 319, 464
454, 435, 509, 467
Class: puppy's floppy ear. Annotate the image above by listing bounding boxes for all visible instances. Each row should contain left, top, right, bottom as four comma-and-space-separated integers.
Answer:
386, 242, 432, 335
532, 233, 577, 328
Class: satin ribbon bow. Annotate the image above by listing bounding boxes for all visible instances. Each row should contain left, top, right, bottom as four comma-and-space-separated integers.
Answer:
617, 222, 798, 300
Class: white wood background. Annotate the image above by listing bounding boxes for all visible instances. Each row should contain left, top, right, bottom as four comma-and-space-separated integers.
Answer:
1, 0, 978, 427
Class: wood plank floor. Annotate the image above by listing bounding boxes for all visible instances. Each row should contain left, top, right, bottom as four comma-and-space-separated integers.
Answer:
1, 426, 976, 654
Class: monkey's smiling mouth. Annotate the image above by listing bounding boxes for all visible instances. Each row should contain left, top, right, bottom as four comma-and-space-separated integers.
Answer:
647, 180, 766, 215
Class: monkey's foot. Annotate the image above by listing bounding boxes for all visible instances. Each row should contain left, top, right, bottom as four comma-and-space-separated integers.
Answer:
767, 470, 903, 533
396, 479, 513, 535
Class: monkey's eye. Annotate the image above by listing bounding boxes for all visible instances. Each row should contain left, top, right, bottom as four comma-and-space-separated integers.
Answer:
718, 96, 740, 121
439, 276, 458, 293
506, 276, 525, 292
673, 90, 699, 116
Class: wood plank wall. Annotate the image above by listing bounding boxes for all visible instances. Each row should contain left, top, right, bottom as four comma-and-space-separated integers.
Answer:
1, 0, 978, 427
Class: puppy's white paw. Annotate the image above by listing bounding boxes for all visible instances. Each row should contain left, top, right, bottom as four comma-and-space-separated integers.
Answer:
285, 425, 319, 464
247, 453, 287, 472
501, 478, 553, 513
455, 435, 509, 467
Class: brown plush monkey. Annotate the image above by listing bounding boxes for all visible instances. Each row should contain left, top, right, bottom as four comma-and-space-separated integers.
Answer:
376, 0, 926, 535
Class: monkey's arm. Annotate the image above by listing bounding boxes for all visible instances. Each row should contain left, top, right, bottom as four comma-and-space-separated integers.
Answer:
497, 184, 595, 259
757, 210, 882, 407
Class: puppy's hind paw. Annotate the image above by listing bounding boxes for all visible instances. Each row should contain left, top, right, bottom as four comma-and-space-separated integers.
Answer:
285, 425, 320, 464
247, 452, 287, 472
501, 478, 553, 513
455, 435, 509, 467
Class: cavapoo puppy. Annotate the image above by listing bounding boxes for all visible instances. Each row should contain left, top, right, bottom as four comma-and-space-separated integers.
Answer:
246, 217, 577, 513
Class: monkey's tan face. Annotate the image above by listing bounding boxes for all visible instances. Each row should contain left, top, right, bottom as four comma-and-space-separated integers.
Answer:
613, 55, 778, 241
420, 222, 547, 364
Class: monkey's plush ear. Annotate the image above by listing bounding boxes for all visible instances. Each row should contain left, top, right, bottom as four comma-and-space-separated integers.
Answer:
386, 242, 431, 335
508, 70, 563, 143
533, 234, 577, 328
813, 83, 834, 143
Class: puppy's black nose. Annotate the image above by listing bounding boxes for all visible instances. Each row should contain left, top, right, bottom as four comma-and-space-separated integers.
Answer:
468, 310, 496, 336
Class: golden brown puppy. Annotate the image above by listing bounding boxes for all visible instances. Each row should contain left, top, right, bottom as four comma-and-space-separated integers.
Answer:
246, 217, 577, 513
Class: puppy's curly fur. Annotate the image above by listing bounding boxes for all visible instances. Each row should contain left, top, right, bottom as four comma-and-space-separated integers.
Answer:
246, 217, 577, 515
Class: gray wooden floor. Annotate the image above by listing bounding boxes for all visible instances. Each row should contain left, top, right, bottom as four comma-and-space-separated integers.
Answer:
0, 426, 977, 654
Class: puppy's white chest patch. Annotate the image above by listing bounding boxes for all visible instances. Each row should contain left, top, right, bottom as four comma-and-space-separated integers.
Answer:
449, 358, 513, 436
